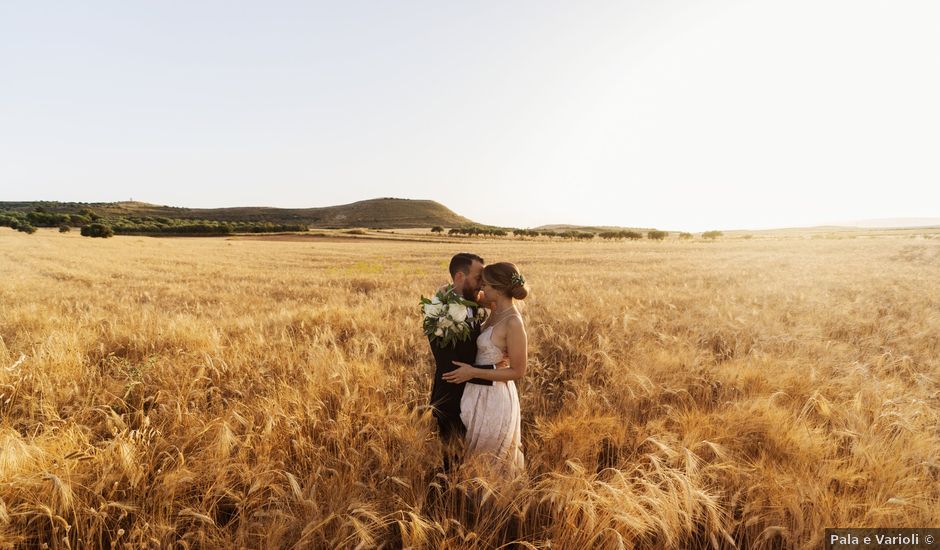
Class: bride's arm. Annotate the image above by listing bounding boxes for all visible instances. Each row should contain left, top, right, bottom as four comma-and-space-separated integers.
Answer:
443, 318, 527, 383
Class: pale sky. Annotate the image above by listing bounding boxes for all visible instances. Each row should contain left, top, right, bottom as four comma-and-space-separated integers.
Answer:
2, 1, 938, 231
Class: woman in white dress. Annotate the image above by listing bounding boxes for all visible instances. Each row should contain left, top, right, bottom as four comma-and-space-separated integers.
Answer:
443, 262, 528, 479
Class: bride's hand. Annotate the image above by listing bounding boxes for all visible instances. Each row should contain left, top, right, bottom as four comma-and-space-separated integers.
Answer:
443, 361, 475, 384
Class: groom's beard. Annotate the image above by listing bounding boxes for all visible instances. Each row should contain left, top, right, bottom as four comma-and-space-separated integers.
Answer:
462, 286, 479, 301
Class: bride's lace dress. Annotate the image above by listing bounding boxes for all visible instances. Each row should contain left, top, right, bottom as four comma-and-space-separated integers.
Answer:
459, 315, 525, 478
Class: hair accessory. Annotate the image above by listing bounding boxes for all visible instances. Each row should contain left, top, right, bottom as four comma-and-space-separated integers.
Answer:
511, 272, 526, 288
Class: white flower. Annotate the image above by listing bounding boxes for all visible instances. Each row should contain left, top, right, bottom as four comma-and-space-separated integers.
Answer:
431, 295, 441, 304
434, 328, 444, 336
448, 303, 468, 323
439, 317, 454, 329
424, 303, 444, 317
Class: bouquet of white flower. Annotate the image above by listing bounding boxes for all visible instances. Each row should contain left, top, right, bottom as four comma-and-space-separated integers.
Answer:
420, 285, 485, 348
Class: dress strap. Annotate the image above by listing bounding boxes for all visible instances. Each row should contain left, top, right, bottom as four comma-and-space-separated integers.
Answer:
483, 312, 520, 331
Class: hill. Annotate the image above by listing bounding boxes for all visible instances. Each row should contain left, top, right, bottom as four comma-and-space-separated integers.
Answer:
834, 217, 940, 229
0, 198, 477, 229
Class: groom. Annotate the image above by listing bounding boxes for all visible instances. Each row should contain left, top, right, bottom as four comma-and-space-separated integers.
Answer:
428, 252, 500, 472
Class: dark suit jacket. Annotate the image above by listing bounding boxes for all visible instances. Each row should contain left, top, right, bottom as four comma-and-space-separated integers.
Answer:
428, 306, 493, 439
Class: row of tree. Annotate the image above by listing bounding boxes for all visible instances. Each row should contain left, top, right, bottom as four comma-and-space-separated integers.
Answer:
433, 225, 726, 241
0, 215, 38, 234
0, 210, 308, 238
439, 226, 509, 237
108, 220, 307, 235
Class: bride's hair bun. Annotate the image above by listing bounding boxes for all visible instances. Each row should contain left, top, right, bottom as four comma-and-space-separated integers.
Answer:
482, 262, 529, 301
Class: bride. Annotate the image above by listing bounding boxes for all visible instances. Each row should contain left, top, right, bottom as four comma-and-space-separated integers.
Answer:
443, 262, 528, 479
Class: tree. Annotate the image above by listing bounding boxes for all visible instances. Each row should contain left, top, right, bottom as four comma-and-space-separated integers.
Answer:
81, 223, 114, 238
78, 208, 100, 221
647, 230, 667, 240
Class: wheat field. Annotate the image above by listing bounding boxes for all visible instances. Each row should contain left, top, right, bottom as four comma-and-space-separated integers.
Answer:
1, 229, 938, 549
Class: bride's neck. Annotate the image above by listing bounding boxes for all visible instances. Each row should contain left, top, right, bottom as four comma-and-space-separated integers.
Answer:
492, 297, 513, 313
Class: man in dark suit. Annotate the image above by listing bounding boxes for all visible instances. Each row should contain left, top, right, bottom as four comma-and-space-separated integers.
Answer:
428, 252, 500, 473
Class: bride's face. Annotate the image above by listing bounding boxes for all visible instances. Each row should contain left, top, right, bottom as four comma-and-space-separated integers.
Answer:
479, 280, 501, 305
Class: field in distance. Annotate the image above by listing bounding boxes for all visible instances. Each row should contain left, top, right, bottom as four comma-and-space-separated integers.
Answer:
1, 229, 938, 548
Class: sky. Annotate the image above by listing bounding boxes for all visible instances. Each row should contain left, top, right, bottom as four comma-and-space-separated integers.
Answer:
2, 1, 938, 232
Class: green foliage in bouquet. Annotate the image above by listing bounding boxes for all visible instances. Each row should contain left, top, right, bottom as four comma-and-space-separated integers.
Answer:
420, 284, 483, 348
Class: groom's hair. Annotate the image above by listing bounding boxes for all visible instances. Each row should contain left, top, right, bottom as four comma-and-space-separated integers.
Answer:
449, 252, 484, 278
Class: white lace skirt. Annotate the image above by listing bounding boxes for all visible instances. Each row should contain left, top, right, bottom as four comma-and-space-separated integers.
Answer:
460, 379, 525, 479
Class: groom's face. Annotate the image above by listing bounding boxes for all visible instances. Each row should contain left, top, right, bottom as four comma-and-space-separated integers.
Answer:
460, 260, 485, 300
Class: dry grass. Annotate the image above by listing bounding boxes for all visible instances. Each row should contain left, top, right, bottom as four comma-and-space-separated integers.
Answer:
1, 229, 938, 549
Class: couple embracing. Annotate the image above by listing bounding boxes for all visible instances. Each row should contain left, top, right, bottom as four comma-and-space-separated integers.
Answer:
426, 252, 529, 480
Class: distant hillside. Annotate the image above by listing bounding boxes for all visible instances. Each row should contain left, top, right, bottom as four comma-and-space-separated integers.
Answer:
834, 217, 940, 229
0, 198, 477, 229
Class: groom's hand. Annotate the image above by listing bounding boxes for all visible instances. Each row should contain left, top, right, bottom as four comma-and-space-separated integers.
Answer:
496, 354, 509, 369
443, 361, 475, 384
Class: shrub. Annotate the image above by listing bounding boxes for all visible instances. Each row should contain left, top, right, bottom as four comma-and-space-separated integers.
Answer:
702, 230, 723, 240
431, 226, 443, 233
59, 224, 71, 233
16, 224, 37, 234
81, 223, 114, 238
27, 211, 70, 227
78, 208, 100, 221
647, 230, 668, 240
679, 232, 693, 239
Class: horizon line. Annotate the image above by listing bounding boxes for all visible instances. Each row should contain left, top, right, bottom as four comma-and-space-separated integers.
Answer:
2, 197, 937, 233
